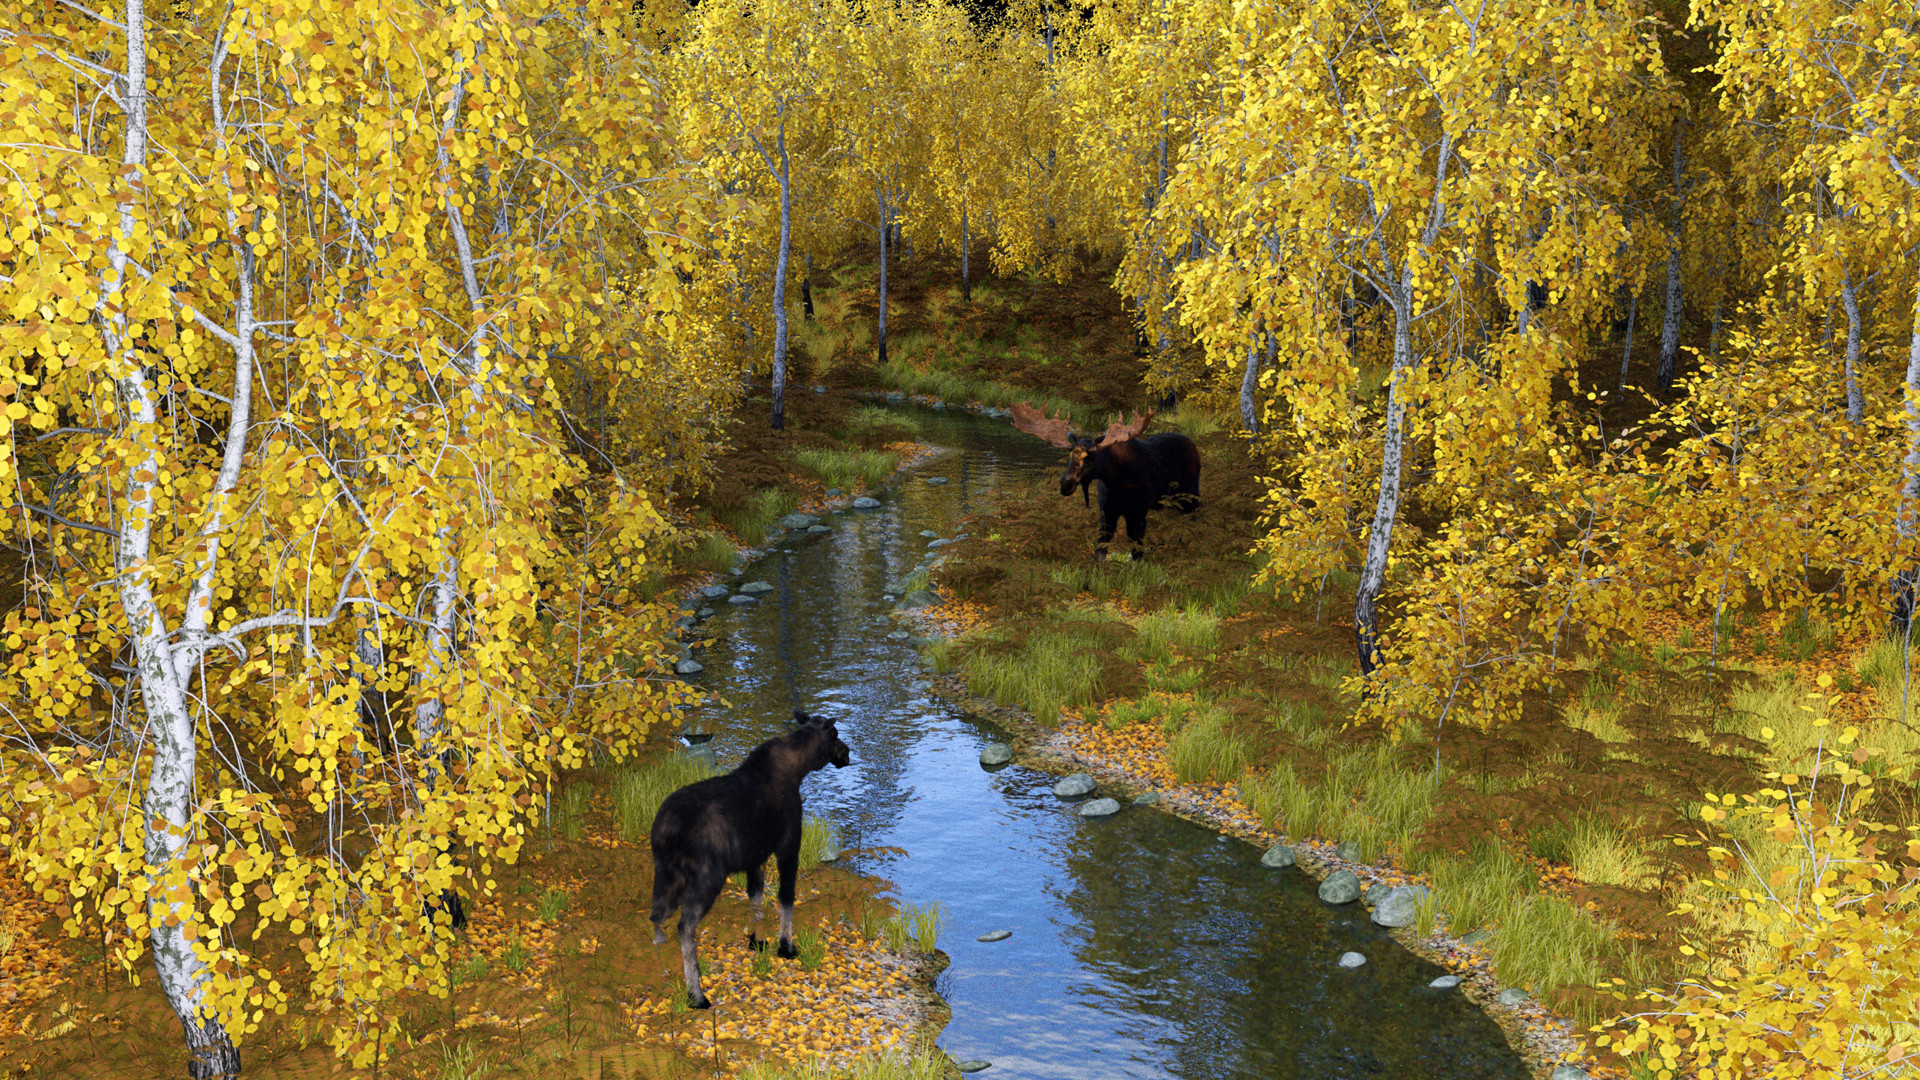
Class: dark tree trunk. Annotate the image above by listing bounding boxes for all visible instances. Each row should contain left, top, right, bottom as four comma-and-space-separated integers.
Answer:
1656, 126, 1686, 394
877, 194, 889, 367
801, 256, 814, 322
961, 208, 970, 302
1618, 291, 1638, 389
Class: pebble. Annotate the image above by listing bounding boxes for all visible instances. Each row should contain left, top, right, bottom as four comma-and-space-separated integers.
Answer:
1371, 885, 1430, 928
976, 930, 1011, 943
1497, 988, 1530, 1006
887, 631, 910, 640
1078, 798, 1121, 817
807, 524, 831, 533
1429, 975, 1461, 990
1260, 844, 1296, 869
1052, 774, 1097, 798
1550, 1067, 1591, 1080
956, 1062, 991, 1074
1338, 952, 1367, 969
728, 594, 758, 605
826, 487, 844, 497
739, 581, 775, 595
1335, 841, 1363, 862
909, 680, 933, 693
924, 476, 949, 484
776, 513, 819, 531
853, 497, 882, 509
1132, 790, 1162, 806
674, 659, 704, 675
979, 743, 1013, 767
919, 530, 939, 538
698, 584, 731, 599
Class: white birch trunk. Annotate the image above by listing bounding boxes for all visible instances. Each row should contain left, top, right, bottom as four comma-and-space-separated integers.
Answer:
1893, 275, 1920, 635
1842, 273, 1865, 424
770, 120, 792, 431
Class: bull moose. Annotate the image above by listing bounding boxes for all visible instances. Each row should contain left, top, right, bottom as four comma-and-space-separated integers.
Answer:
1009, 402, 1202, 560
649, 710, 850, 1008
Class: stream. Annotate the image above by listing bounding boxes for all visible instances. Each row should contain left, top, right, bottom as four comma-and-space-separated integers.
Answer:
682, 403, 1530, 1080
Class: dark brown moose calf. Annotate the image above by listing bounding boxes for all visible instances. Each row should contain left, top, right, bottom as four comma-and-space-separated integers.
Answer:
649, 710, 850, 1008
1009, 402, 1202, 560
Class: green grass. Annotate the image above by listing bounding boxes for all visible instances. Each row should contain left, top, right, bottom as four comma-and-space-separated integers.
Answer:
1049, 561, 1172, 602
450, 954, 489, 986
676, 533, 738, 574
438, 1040, 491, 1080
960, 629, 1107, 723
611, 753, 722, 841
843, 405, 924, 441
1128, 605, 1220, 664
501, 934, 529, 972
1430, 839, 1537, 937
793, 925, 826, 970
792, 447, 899, 492
549, 783, 590, 841
872, 357, 1092, 424
718, 488, 799, 546
536, 888, 570, 923
1490, 893, 1616, 998
798, 814, 841, 870
880, 901, 943, 954
1169, 705, 1249, 783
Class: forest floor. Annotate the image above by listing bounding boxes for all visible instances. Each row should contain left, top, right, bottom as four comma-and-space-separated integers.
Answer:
0, 758, 948, 1080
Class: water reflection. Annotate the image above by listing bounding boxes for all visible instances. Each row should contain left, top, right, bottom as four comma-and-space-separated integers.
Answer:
684, 405, 1527, 1079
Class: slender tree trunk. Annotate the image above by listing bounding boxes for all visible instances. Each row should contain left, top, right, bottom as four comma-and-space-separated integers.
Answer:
1357, 278, 1416, 677
802, 254, 815, 321
1618, 291, 1638, 389
107, 3, 242, 1073
961, 207, 970, 302
1842, 272, 1865, 423
1240, 331, 1266, 437
356, 622, 392, 756
1657, 127, 1686, 394
770, 124, 792, 430
1893, 275, 1920, 636
1709, 301, 1722, 361
876, 191, 890, 366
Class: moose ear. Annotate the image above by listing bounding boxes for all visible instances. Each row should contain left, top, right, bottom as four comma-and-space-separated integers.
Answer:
792, 709, 818, 728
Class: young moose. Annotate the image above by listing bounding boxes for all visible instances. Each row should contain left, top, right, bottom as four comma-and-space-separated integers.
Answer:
1009, 402, 1202, 560
649, 710, 851, 1008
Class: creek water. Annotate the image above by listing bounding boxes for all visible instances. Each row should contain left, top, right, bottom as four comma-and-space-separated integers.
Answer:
682, 404, 1529, 1080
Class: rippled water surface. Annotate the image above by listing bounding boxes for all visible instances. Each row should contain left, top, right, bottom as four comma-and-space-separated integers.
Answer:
684, 405, 1528, 1080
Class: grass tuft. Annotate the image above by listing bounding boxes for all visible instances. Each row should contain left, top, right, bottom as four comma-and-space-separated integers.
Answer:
1169, 705, 1249, 783
961, 629, 1106, 723
718, 489, 799, 546
1128, 605, 1220, 664
612, 753, 722, 841
793, 447, 899, 492
549, 783, 591, 841
536, 888, 570, 923
799, 814, 841, 870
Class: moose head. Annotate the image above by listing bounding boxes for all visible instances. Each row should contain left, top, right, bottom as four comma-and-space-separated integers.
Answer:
1009, 402, 1157, 505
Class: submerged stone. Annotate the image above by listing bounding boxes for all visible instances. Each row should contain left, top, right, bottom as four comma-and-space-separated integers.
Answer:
1318, 870, 1363, 904
919, 530, 939, 538
977, 930, 1011, 942
1429, 975, 1461, 990
739, 581, 774, 595
777, 513, 819, 531
696, 607, 715, 618
1371, 885, 1430, 928
955, 1062, 991, 1074
727, 594, 758, 605
979, 743, 1013, 767
1053, 774, 1097, 798
1078, 798, 1121, 817
698, 584, 731, 599
807, 524, 831, 533
924, 475, 948, 483
1259, 844, 1296, 869
852, 496, 882, 509
887, 630, 910, 640
1338, 952, 1367, 969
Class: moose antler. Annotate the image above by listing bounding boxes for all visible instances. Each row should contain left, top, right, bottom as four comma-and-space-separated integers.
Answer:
1009, 401, 1076, 448
1096, 408, 1155, 448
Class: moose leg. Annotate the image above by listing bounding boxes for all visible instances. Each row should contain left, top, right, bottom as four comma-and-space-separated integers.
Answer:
650, 862, 685, 945
1094, 509, 1119, 562
1125, 512, 1148, 561
774, 844, 800, 959
679, 878, 721, 1009
744, 863, 767, 948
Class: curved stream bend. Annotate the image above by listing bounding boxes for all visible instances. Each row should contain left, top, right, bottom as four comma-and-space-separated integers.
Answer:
682, 404, 1529, 1080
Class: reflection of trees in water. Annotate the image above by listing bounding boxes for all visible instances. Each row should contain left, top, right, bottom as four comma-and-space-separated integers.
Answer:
1055, 815, 1529, 1079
